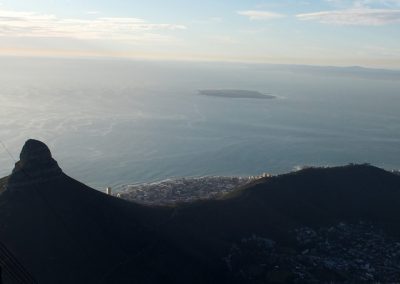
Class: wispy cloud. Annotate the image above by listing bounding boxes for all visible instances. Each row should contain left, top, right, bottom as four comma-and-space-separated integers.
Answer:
354, 0, 400, 7
209, 35, 238, 44
0, 9, 186, 42
86, 11, 101, 15
237, 10, 285, 20
325, 0, 400, 8
297, 8, 400, 25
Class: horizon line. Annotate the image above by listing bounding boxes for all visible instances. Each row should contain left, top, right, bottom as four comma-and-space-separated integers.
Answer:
1, 52, 400, 71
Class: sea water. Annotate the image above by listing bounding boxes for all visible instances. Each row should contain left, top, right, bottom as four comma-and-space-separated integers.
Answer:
1, 57, 399, 189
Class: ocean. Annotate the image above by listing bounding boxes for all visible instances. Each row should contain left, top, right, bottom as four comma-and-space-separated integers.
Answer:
1, 56, 400, 190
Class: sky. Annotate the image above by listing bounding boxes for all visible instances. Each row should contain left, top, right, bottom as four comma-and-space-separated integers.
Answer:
0, 0, 399, 68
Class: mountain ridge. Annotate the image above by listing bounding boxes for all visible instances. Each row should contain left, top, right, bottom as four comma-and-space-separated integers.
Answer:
1, 140, 400, 283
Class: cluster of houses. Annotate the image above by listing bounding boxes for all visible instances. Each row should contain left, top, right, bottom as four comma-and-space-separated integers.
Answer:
224, 222, 400, 282
113, 174, 271, 205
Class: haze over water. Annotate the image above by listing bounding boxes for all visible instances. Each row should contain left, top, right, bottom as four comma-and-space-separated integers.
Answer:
1, 57, 400, 189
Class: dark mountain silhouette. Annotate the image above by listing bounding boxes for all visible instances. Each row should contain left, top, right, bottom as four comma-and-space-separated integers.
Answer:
0, 177, 7, 195
1, 140, 400, 283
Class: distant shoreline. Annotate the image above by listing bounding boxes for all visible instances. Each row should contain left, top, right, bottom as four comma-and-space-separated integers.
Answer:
199, 89, 275, 99
114, 174, 271, 205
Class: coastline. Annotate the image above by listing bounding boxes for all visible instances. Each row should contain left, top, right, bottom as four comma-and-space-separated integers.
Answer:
114, 173, 271, 205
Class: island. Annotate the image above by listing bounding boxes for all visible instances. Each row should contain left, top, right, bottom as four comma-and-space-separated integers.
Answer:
199, 89, 275, 99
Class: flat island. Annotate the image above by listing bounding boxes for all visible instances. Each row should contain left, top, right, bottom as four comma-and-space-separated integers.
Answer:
199, 89, 275, 99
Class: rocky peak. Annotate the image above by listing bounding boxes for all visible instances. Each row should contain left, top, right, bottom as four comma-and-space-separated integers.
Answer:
20, 139, 52, 164
6, 139, 62, 190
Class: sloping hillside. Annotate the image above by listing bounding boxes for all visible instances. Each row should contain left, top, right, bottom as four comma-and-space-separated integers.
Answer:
1, 140, 400, 283
0, 176, 8, 194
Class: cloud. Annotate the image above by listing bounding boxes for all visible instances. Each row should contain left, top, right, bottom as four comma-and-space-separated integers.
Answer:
209, 35, 238, 44
237, 10, 285, 20
0, 9, 186, 42
86, 11, 101, 15
325, 0, 400, 8
355, 0, 400, 7
297, 8, 400, 25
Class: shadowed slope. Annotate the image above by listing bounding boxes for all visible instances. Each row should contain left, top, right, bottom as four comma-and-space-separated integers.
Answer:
165, 164, 400, 236
1, 140, 400, 283
0, 176, 7, 195
0, 140, 213, 284
152, 165, 400, 263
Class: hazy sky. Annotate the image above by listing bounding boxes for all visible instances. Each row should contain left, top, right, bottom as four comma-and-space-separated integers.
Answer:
0, 0, 399, 68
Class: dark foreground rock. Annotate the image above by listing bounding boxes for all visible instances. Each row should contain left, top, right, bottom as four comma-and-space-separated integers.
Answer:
224, 222, 400, 282
6, 139, 62, 190
1, 140, 400, 283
